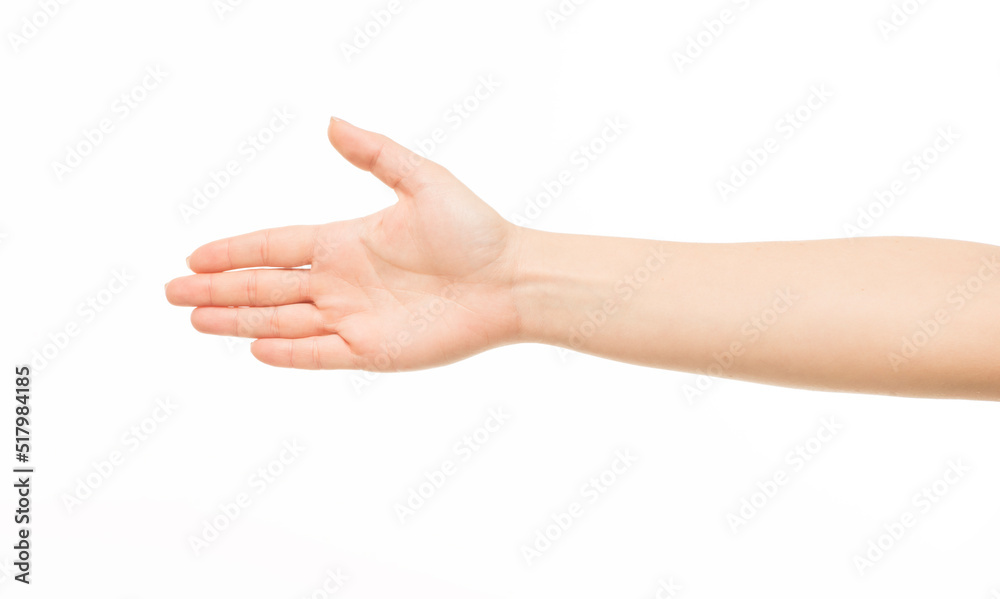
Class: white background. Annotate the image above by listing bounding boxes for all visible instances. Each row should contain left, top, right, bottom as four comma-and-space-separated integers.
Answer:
2, 0, 1000, 597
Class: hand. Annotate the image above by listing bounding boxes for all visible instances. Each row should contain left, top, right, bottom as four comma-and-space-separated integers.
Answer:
166, 118, 525, 371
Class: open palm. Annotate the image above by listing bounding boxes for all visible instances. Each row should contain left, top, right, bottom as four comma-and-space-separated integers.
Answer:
166, 118, 524, 370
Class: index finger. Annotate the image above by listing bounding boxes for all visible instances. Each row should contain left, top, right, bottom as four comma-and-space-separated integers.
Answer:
188, 225, 318, 273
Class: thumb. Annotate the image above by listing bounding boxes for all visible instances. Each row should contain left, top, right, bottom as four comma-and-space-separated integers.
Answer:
327, 117, 436, 194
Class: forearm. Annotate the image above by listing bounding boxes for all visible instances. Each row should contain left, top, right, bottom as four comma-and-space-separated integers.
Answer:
510, 229, 1000, 400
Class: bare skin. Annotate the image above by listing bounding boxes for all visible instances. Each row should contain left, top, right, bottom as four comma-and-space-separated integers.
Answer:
165, 118, 1000, 400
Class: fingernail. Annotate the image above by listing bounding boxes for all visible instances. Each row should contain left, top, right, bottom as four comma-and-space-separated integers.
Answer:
330, 116, 340, 124
186, 255, 191, 269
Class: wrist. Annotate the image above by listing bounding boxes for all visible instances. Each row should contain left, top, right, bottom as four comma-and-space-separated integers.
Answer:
508, 226, 676, 354
508, 226, 604, 347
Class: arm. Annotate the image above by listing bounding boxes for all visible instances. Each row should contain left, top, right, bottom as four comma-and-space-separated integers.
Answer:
513, 230, 1000, 400
165, 119, 1000, 400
